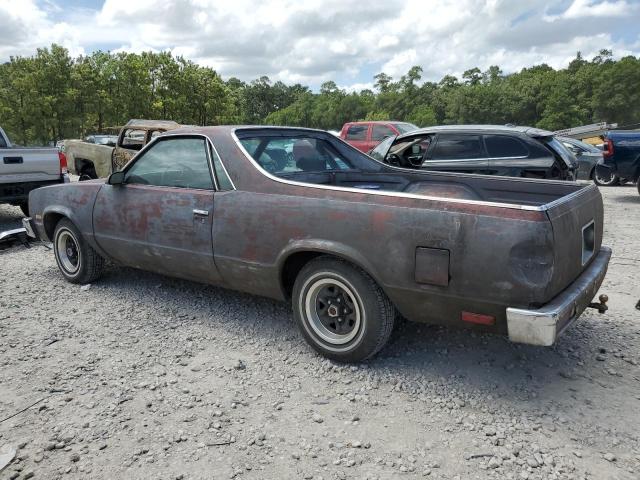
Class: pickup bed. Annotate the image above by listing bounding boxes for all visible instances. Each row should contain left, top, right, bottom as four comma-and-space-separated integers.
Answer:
0, 127, 68, 215
24, 126, 611, 362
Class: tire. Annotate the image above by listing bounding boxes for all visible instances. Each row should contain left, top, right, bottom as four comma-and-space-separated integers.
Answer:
53, 218, 105, 284
637, 181, 640, 196
292, 256, 396, 362
19, 202, 29, 216
594, 171, 620, 186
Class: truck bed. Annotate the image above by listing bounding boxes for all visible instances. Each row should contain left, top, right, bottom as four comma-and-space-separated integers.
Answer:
281, 168, 584, 209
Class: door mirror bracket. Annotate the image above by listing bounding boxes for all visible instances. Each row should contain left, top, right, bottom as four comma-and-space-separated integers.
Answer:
108, 171, 125, 185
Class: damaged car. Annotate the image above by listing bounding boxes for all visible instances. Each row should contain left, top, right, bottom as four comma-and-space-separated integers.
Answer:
369, 125, 578, 180
24, 126, 610, 362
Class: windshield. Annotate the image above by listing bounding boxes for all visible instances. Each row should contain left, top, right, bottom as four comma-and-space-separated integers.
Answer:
546, 137, 578, 168
369, 135, 395, 161
393, 123, 419, 134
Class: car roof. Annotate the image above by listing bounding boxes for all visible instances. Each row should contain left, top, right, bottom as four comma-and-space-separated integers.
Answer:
345, 120, 409, 125
163, 125, 332, 136
398, 124, 553, 139
125, 119, 181, 129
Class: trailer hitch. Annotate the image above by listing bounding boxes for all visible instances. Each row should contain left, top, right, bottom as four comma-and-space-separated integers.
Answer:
588, 294, 609, 314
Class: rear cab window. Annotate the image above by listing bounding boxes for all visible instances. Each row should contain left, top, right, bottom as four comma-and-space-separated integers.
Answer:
120, 129, 146, 151
238, 135, 357, 177
345, 124, 368, 141
371, 124, 396, 141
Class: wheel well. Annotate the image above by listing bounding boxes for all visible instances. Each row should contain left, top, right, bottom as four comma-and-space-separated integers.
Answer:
43, 213, 65, 240
75, 158, 97, 178
280, 251, 326, 299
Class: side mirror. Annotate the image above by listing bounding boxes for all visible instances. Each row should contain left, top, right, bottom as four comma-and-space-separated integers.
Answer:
108, 171, 125, 185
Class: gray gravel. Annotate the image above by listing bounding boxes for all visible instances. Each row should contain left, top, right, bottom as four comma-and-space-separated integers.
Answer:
0, 185, 639, 480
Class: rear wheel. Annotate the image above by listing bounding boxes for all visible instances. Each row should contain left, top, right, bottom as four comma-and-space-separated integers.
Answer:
53, 219, 105, 284
594, 171, 620, 186
292, 256, 395, 362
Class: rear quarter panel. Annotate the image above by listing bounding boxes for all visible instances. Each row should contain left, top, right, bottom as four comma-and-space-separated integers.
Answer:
212, 186, 553, 333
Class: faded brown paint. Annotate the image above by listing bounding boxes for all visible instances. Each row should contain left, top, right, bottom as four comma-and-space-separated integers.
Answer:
27, 126, 609, 336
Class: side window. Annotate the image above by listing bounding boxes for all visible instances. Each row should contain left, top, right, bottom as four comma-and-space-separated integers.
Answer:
239, 136, 355, 175
346, 124, 368, 141
485, 135, 529, 158
430, 134, 483, 160
120, 129, 146, 151
371, 124, 395, 141
209, 144, 234, 190
125, 138, 214, 190
0, 134, 8, 148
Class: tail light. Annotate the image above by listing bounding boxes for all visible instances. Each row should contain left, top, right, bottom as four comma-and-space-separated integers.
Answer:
603, 139, 614, 158
58, 151, 68, 174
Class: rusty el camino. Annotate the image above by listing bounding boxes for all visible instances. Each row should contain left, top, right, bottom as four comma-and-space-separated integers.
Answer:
22, 126, 611, 362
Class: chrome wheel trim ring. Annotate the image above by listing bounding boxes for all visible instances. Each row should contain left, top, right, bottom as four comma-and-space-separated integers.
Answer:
300, 272, 365, 348
56, 229, 81, 275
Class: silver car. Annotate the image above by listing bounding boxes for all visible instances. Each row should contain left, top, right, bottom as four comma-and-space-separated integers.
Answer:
559, 137, 603, 181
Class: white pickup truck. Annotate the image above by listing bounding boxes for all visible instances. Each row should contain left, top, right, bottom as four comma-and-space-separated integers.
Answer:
0, 127, 69, 215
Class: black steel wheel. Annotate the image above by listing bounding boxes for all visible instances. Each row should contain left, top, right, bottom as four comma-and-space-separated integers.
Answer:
53, 218, 105, 284
292, 256, 395, 362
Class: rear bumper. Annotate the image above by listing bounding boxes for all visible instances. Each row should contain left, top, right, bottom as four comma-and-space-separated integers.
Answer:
506, 246, 611, 346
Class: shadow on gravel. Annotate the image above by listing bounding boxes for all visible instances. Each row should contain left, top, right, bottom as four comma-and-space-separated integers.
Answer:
615, 194, 640, 204
72, 264, 609, 412
0, 206, 24, 231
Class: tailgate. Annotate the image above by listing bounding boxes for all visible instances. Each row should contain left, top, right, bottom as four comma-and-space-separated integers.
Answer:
544, 184, 604, 300
0, 147, 60, 183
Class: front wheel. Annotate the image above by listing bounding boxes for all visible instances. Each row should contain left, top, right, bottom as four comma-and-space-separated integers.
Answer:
292, 256, 396, 362
53, 219, 105, 284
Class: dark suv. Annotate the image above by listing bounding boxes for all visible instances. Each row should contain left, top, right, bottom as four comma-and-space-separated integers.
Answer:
369, 125, 577, 180
594, 131, 640, 192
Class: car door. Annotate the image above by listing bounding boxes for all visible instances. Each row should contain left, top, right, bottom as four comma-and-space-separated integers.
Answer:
344, 124, 371, 152
484, 134, 533, 177
423, 133, 488, 173
93, 135, 223, 284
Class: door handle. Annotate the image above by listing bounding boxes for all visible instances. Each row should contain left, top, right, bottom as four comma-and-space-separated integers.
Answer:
193, 209, 209, 217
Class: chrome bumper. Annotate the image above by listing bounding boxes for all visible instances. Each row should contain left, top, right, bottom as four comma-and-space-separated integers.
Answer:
506, 246, 612, 346
22, 217, 37, 239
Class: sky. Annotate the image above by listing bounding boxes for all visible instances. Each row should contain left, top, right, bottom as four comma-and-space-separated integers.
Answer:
1, 0, 639, 90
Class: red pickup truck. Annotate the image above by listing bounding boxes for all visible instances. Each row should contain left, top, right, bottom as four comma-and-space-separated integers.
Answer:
340, 121, 418, 153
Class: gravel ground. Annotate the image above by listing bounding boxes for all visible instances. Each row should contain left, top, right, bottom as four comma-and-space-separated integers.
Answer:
0, 186, 639, 480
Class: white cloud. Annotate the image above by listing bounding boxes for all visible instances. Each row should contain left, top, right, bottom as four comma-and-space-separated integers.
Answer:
0, 0, 639, 89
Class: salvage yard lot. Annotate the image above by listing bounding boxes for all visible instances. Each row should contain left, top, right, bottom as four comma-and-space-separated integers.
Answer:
0, 187, 639, 480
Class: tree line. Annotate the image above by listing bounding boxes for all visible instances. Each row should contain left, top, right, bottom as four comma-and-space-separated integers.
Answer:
0, 44, 638, 146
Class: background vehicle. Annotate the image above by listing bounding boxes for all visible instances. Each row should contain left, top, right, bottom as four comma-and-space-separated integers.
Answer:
370, 125, 577, 180
24, 126, 609, 362
0, 126, 68, 215
594, 131, 640, 191
84, 134, 118, 146
63, 119, 180, 180
340, 121, 418, 152
559, 136, 603, 181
